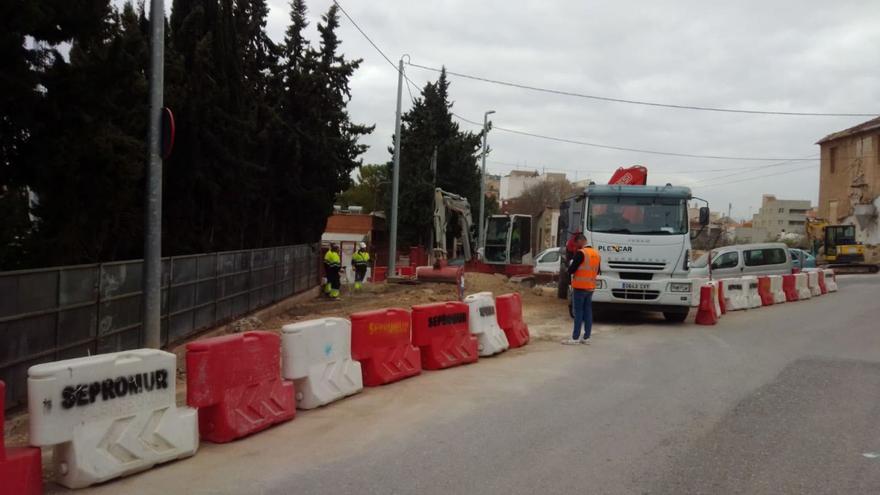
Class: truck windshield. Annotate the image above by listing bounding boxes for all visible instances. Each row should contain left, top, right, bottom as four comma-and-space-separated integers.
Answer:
588, 196, 687, 235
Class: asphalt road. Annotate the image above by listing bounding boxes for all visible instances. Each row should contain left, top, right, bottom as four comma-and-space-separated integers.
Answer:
70, 274, 880, 495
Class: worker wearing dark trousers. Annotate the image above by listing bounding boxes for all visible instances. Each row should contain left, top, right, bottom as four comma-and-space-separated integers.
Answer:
353, 242, 370, 291
324, 244, 342, 299
564, 234, 600, 345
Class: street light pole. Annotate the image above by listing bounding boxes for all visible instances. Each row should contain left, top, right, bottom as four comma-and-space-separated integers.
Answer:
388, 57, 404, 277
478, 110, 495, 251
143, 0, 164, 349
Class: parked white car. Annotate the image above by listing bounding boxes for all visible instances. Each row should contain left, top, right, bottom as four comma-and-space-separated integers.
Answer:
534, 247, 563, 274
689, 242, 792, 279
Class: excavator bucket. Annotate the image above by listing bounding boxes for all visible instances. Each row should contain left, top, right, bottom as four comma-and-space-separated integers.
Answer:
415, 259, 464, 284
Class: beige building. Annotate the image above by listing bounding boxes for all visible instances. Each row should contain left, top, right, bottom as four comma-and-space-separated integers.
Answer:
816, 117, 880, 248
533, 207, 560, 252
736, 195, 811, 243
499, 170, 566, 200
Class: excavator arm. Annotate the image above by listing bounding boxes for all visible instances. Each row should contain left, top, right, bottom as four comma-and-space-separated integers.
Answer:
433, 188, 474, 261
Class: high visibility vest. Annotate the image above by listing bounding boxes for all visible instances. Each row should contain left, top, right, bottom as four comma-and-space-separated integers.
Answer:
571, 247, 600, 290
353, 250, 370, 267
324, 250, 341, 268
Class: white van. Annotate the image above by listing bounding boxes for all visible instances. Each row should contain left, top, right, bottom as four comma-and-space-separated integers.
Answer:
533, 247, 563, 274
689, 243, 792, 279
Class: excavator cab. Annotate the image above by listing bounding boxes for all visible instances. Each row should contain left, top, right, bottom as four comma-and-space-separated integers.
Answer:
483, 215, 532, 265
824, 224, 863, 263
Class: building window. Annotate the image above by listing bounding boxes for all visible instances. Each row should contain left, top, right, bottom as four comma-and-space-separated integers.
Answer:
778, 220, 784, 225
778, 208, 785, 213
829, 146, 838, 174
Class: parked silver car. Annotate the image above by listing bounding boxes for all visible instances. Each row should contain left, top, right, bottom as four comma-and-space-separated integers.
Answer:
689, 242, 793, 279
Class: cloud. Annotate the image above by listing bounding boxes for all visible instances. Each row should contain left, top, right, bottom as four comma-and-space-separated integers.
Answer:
154, 0, 880, 218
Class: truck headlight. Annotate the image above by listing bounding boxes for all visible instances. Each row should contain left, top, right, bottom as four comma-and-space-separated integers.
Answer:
596, 279, 606, 289
668, 282, 692, 293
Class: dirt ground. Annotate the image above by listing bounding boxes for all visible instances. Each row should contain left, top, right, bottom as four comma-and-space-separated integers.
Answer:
3, 273, 573, 457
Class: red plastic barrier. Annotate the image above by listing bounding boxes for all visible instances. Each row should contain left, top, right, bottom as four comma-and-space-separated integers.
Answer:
695, 285, 718, 325
0, 381, 42, 495
411, 302, 479, 370
397, 266, 415, 277
782, 274, 799, 302
351, 308, 422, 386
372, 266, 387, 283
717, 282, 726, 314
817, 271, 828, 294
495, 293, 530, 348
186, 331, 296, 443
757, 276, 774, 306
409, 246, 428, 268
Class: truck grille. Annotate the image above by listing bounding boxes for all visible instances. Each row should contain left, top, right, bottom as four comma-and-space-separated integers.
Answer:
608, 261, 666, 271
619, 272, 653, 280
612, 289, 661, 300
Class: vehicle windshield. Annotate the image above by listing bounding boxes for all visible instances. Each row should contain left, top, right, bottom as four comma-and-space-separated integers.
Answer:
691, 252, 709, 268
485, 217, 510, 244
587, 196, 688, 235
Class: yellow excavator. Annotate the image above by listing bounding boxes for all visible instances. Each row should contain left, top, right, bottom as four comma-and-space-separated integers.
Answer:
806, 220, 879, 274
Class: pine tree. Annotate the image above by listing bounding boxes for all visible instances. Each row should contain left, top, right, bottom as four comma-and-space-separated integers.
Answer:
390, 69, 483, 248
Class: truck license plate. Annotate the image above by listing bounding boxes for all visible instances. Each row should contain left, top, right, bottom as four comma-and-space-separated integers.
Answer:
621, 282, 650, 290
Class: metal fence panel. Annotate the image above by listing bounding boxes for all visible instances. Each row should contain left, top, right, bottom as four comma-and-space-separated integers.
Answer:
0, 243, 319, 410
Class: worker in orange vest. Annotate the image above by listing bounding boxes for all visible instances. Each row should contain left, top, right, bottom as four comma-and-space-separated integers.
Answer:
564, 233, 601, 345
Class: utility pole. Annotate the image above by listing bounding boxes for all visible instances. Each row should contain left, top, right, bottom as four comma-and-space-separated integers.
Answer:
143, 0, 164, 349
388, 57, 404, 276
478, 110, 495, 250
428, 146, 437, 258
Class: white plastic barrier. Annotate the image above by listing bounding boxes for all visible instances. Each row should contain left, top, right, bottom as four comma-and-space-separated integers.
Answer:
805, 270, 822, 297
741, 276, 762, 308
824, 269, 838, 292
769, 275, 786, 304
28, 349, 197, 489
281, 317, 363, 410
464, 291, 510, 356
721, 279, 748, 311
795, 272, 812, 300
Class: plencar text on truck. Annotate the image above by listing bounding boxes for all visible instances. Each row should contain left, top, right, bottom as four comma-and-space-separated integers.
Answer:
558, 183, 709, 322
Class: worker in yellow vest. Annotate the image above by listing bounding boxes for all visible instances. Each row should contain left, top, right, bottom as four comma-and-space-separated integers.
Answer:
564, 233, 601, 345
324, 244, 342, 299
352, 242, 370, 291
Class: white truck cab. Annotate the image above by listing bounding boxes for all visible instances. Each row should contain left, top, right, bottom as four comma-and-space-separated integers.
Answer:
559, 184, 708, 322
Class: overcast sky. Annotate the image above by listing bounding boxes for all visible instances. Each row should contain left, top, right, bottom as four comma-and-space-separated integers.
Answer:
266, 1, 876, 218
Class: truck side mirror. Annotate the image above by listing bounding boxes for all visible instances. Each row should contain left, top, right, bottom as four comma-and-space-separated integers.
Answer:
699, 206, 710, 226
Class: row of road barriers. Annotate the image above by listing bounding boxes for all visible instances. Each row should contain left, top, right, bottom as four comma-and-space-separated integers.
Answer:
695, 269, 838, 325
2, 292, 530, 490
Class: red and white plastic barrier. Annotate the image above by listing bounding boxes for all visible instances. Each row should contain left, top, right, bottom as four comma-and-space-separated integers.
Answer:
495, 293, 530, 348
741, 276, 762, 309
782, 274, 799, 302
805, 270, 822, 297
757, 276, 775, 306
28, 350, 198, 488
721, 279, 748, 310
695, 283, 720, 325
1, 381, 42, 495
350, 308, 422, 386
464, 292, 510, 356
411, 301, 479, 369
824, 269, 838, 292
281, 317, 363, 409
769, 275, 786, 304
795, 272, 812, 300
187, 331, 296, 443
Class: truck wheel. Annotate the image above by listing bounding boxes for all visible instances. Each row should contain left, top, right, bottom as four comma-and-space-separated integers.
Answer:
663, 311, 688, 323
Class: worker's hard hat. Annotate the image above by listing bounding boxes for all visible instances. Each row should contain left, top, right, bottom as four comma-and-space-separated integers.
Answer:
359, 242, 367, 249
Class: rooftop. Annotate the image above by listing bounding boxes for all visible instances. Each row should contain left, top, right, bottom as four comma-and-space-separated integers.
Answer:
816, 116, 880, 144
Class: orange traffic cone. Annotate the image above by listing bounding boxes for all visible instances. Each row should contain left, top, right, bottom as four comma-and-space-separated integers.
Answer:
695, 284, 718, 325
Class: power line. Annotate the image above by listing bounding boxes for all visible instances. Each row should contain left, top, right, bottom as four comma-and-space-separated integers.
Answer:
452, 112, 818, 161
690, 156, 819, 186
333, 1, 398, 71
408, 62, 878, 117
698, 162, 820, 190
